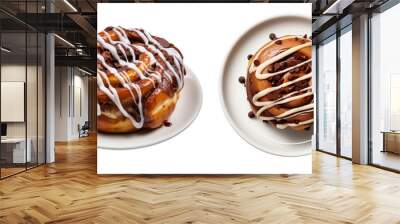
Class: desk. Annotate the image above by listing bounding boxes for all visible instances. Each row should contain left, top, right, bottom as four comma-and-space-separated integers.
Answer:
1, 138, 31, 163
381, 131, 400, 154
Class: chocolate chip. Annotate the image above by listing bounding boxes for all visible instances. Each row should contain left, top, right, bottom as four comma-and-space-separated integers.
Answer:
305, 127, 311, 130
163, 120, 172, 127
295, 37, 299, 41
248, 111, 255, 118
269, 33, 277, 40
305, 65, 311, 73
253, 60, 260, 66
238, 76, 245, 84
154, 37, 170, 48
247, 54, 253, 60
303, 34, 307, 39
275, 40, 282, 45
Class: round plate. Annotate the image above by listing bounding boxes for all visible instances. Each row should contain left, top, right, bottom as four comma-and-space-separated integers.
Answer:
220, 16, 312, 157
98, 69, 202, 149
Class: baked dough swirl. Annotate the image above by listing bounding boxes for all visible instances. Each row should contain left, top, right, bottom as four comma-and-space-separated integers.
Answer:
246, 35, 313, 131
97, 26, 186, 133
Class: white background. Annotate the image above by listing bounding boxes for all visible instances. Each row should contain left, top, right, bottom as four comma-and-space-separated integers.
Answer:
97, 3, 312, 174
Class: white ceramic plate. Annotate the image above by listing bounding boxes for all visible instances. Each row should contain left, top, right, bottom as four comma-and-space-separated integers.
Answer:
220, 16, 312, 157
98, 69, 202, 149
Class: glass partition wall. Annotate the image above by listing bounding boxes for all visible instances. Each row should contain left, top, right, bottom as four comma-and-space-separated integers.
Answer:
0, 1, 46, 179
316, 26, 353, 159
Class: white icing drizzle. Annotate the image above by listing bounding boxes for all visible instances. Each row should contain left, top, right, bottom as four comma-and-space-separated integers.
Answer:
97, 70, 143, 128
250, 36, 313, 129
276, 118, 314, 129
97, 103, 101, 116
97, 27, 185, 129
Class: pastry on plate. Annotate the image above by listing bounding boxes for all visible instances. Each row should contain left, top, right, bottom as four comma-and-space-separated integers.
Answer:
243, 34, 313, 131
97, 26, 186, 133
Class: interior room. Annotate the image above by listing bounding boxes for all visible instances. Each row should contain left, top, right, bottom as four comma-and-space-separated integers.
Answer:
1, 0, 400, 223
0, 0, 96, 179
54, 66, 96, 141
314, 0, 400, 172
0, 4, 46, 178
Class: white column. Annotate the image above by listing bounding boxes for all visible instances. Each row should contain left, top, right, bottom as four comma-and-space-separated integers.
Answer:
45, 0, 55, 163
46, 33, 55, 163
352, 14, 369, 164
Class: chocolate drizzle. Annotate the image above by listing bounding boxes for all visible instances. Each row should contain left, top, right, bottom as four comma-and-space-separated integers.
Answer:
97, 26, 186, 129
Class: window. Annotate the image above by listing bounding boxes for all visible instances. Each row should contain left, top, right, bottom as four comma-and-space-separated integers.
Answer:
370, 3, 400, 171
339, 27, 352, 158
317, 35, 337, 154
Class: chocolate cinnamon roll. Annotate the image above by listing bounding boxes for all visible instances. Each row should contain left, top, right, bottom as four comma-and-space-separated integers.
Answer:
97, 26, 186, 133
245, 34, 313, 131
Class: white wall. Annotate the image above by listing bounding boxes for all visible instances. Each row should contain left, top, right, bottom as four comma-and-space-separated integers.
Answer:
54, 67, 89, 141
1, 65, 26, 139
55, 66, 70, 141
72, 73, 89, 138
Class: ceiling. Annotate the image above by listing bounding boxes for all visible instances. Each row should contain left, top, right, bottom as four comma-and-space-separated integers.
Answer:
0, 0, 395, 71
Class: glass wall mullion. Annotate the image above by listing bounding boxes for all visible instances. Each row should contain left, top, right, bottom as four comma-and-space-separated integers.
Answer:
25, 1, 28, 171
36, 0, 39, 168
0, 28, 2, 179
336, 28, 341, 157
315, 44, 319, 150
367, 11, 373, 165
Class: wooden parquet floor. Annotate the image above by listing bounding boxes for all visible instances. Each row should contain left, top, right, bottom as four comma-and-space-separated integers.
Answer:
1, 135, 400, 224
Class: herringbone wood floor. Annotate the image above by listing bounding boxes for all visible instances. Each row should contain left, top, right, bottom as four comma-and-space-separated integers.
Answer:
1, 135, 400, 224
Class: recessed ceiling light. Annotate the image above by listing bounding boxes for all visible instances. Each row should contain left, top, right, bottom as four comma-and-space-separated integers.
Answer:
54, 34, 75, 48
323, 0, 355, 15
1, 47, 11, 53
63, 0, 78, 12
78, 67, 93, 76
